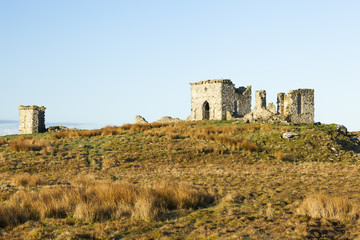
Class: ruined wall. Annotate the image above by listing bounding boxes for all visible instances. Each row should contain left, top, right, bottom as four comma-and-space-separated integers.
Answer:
277, 93, 285, 115
190, 80, 225, 120
255, 90, 267, 109
283, 89, 314, 124
190, 80, 314, 124
235, 86, 252, 117
221, 81, 237, 119
19, 105, 46, 134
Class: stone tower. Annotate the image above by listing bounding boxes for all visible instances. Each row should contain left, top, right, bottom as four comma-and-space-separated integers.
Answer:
277, 89, 315, 124
190, 79, 251, 121
18, 105, 46, 134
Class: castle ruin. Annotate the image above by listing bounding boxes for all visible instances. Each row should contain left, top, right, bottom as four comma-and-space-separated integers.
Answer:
18, 105, 46, 134
190, 79, 314, 124
190, 79, 252, 120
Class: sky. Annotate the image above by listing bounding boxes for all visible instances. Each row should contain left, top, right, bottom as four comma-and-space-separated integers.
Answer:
1, 0, 359, 135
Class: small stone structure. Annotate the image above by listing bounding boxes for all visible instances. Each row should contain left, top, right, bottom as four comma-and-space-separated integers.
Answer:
190, 79, 314, 124
190, 79, 252, 121
18, 105, 46, 134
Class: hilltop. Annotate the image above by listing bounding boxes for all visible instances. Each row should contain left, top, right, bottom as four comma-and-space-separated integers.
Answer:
0, 121, 360, 239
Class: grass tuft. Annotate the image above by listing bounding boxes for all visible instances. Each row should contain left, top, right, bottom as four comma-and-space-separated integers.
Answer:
9, 136, 53, 153
0, 178, 215, 228
11, 173, 44, 187
297, 194, 359, 222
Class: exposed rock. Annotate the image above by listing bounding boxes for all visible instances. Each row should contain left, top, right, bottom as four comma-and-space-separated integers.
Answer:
156, 116, 183, 124
47, 126, 76, 132
0, 184, 15, 189
267, 102, 276, 114
243, 107, 288, 124
282, 132, 299, 139
134, 115, 148, 124
226, 110, 235, 120
335, 124, 347, 135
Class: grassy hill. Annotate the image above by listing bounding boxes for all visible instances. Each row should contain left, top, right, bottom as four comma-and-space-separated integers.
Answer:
0, 121, 360, 239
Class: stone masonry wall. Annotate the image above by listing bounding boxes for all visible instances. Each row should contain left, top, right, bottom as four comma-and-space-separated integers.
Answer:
221, 81, 237, 119
19, 105, 46, 134
283, 89, 314, 124
190, 80, 225, 120
190, 79, 252, 121
255, 90, 266, 109
190, 79, 313, 124
277, 93, 285, 115
236, 86, 252, 117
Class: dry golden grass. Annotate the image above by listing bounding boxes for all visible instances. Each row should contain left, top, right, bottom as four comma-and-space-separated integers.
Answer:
0, 178, 215, 228
51, 129, 102, 138
189, 131, 258, 152
0, 122, 359, 238
11, 173, 44, 187
9, 136, 53, 153
0, 137, 7, 146
51, 123, 172, 138
297, 194, 359, 222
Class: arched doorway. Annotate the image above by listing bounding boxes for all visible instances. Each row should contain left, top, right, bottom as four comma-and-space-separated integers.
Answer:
202, 101, 210, 120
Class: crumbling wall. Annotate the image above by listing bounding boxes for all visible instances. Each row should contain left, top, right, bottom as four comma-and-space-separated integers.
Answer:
235, 86, 252, 117
283, 89, 314, 124
19, 105, 46, 134
277, 93, 285, 115
190, 79, 314, 124
255, 90, 267, 109
221, 81, 237, 119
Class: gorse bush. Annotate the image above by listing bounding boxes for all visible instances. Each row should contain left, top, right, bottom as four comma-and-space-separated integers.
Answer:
0, 178, 215, 228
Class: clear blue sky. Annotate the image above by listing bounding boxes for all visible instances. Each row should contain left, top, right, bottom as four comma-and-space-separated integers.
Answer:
1, 0, 359, 134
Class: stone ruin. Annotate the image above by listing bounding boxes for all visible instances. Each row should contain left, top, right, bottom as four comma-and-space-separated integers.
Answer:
18, 105, 46, 134
190, 79, 252, 121
190, 79, 314, 124
18, 80, 315, 135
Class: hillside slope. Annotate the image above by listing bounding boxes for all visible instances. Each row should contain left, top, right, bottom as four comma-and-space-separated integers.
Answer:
0, 121, 359, 239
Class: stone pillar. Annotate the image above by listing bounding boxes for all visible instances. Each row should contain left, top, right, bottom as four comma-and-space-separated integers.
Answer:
277, 93, 285, 115
255, 90, 266, 109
